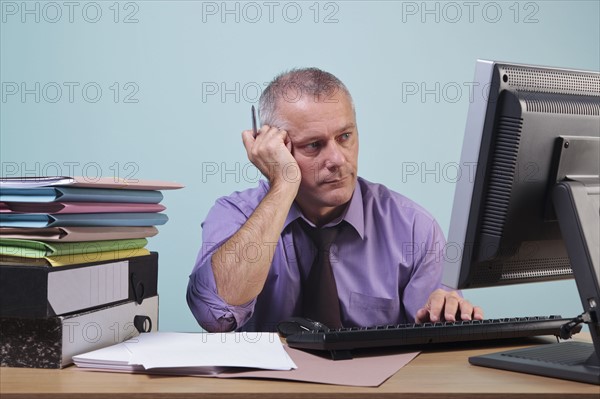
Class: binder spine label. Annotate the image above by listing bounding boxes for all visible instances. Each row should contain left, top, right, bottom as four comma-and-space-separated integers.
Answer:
48, 261, 129, 315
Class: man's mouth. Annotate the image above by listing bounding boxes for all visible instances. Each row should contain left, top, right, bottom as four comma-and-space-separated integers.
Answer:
322, 175, 348, 184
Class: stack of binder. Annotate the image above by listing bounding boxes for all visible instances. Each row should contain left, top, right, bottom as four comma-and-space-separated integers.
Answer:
0, 176, 183, 368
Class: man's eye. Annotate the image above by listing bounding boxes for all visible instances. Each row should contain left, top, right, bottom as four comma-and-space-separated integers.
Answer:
339, 133, 351, 141
306, 142, 320, 150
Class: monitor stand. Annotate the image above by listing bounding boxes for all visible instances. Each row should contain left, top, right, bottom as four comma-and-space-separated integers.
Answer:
471, 137, 600, 385
470, 340, 599, 384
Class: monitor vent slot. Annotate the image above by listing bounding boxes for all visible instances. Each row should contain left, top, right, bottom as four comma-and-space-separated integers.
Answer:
470, 257, 572, 287
501, 65, 600, 96
524, 96, 600, 115
480, 116, 523, 237
500, 257, 573, 281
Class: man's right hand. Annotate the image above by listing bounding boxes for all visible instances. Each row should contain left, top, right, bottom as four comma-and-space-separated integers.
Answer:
242, 125, 301, 190
211, 126, 301, 307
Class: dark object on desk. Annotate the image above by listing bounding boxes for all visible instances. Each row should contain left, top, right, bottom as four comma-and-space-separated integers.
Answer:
442, 59, 600, 385
0, 296, 158, 369
0, 252, 158, 318
277, 317, 329, 338
283, 316, 580, 360
470, 341, 599, 385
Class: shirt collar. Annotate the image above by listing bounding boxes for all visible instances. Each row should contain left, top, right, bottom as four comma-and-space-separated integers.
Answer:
283, 179, 365, 239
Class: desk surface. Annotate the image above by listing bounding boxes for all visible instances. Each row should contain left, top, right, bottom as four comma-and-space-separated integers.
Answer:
1, 336, 598, 399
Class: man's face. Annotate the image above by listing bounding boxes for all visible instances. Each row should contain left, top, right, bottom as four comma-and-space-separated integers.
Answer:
276, 90, 359, 222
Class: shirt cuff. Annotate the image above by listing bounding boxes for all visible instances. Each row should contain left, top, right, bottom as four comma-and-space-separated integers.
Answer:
187, 258, 256, 332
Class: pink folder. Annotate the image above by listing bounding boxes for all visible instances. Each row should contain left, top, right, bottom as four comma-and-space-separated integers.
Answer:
0, 202, 166, 214
0, 226, 159, 242
69, 177, 184, 190
0, 176, 184, 190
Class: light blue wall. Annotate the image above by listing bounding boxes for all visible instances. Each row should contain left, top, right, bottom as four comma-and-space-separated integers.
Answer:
2, 1, 598, 332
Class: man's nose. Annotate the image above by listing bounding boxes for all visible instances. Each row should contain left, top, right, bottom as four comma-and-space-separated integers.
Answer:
323, 142, 345, 169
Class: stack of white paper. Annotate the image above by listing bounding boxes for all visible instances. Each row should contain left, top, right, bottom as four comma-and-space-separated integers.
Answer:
73, 332, 297, 374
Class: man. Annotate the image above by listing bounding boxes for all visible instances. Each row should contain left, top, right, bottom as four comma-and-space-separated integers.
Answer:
187, 68, 483, 332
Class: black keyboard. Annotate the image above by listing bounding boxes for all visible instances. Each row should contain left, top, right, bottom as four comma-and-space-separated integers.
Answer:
284, 316, 581, 360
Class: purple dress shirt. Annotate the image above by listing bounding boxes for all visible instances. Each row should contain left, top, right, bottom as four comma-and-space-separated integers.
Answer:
187, 177, 447, 332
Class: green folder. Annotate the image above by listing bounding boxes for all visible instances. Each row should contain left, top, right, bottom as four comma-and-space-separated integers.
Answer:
0, 238, 148, 258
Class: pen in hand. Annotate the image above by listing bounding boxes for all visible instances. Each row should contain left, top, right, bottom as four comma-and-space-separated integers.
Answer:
251, 105, 258, 138
250, 105, 294, 155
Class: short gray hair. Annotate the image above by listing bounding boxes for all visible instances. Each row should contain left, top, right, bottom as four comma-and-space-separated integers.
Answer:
258, 67, 354, 126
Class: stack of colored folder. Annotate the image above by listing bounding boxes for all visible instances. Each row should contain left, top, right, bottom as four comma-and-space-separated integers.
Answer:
0, 176, 183, 368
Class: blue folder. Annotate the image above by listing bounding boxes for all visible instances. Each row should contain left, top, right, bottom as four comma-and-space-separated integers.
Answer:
0, 213, 168, 228
0, 187, 163, 204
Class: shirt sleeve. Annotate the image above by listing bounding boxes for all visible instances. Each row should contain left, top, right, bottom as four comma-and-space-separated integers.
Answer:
186, 196, 257, 332
402, 215, 451, 322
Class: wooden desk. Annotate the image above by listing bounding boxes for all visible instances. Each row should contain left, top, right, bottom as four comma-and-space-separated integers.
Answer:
1, 336, 598, 398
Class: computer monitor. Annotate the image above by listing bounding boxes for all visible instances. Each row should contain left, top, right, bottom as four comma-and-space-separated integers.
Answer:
442, 60, 600, 384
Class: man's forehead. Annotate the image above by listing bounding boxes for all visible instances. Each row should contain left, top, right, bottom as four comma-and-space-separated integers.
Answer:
276, 82, 346, 102
277, 93, 352, 118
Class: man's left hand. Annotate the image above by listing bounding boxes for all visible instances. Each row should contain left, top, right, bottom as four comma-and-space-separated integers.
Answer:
415, 289, 484, 323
